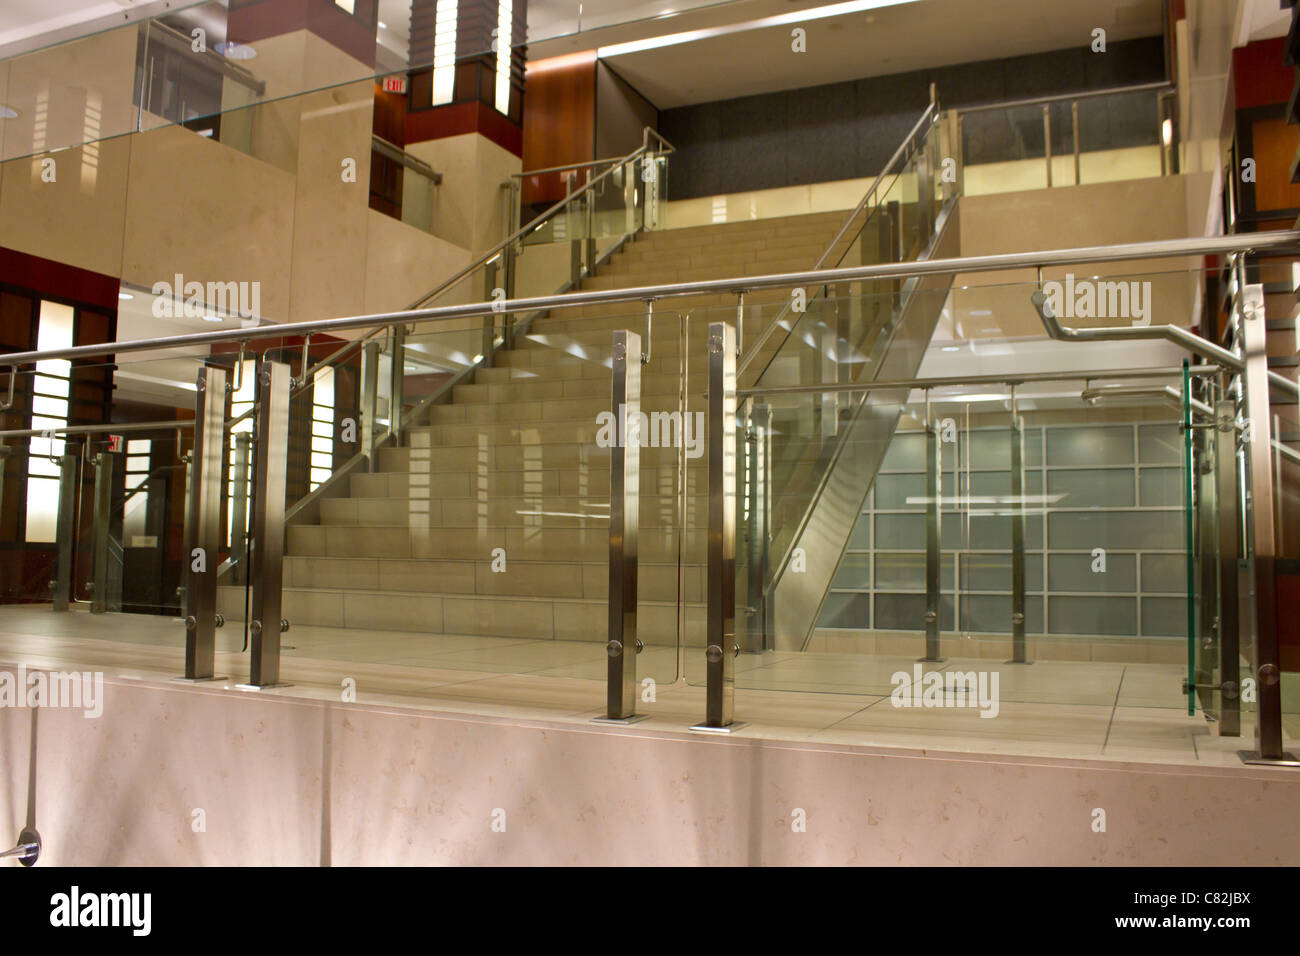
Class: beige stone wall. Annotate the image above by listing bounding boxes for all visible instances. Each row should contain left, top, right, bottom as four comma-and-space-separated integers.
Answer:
0, 26, 139, 163
952, 174, 1214, 337
0, 29, 482, 344
407, 132, 520, 254
1, 666, 1296, 865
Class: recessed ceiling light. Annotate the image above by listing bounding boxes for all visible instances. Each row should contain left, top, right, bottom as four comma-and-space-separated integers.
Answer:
598, 0, 919, 57
118, 292, 134, 300
215, 41, 257, 60
378, 21, 387, 29
941, 345, 959, 351
0, 105, 18, 119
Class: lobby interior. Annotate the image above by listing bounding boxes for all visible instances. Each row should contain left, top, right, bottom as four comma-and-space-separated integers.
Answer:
0, 0, 1299, 866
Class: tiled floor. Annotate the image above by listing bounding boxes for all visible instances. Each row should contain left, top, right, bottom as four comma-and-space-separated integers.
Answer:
0, 604, 1295, 768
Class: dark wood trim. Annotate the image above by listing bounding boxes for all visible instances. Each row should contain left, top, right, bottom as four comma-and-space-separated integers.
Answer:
228, 0, 378, 68
0, 246, 121, 313
405, 99, 523, 157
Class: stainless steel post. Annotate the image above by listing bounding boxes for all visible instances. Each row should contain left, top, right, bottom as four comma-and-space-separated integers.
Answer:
389, 325, 406, 446
1008, 406, 1029, 663
178, 453, 192, 619
182, 365, 227, 681
694, 321, 744, 732
1071, 100, 1080, 185
1194, 410, 1218, 713
0, 447, 8, 559
743, 401, 772, 652
584, 192, 597, 279
51, 452, 76, 612
482, 261, 498, 369
599, 330, 645, 722
1215, 397, 1242, 736
915, 129, 935, 247
1043, 104, 1053, 187
921, 406, 943, 662
503, 242, 517, 350
245, 360, 291, 689
361, 340, 380, 471
89, 451, 115, 614
228, 431, 250, 585
1238, 288, 1292, 762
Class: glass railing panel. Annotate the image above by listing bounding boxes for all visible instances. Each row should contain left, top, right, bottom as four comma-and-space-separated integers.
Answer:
957, 86, 1170, 197
0, 365, 84, 608
1272, 388, 1300, 719
746, 112, 944, 391
399, 162, 436, 233
0, 0, 533, 164
1074, 88, 1164, 185
253, 311, 689, 695
959, 102, 1050, 195
725, 268, 1219, 722
777, 385, 1192, 710
0, 353, 207, 627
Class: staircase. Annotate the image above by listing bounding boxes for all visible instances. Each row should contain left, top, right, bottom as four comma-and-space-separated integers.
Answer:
221, 211, 848, 645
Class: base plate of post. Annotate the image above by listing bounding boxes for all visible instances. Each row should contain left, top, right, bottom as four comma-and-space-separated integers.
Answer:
917, 657, 945, 664
591, 714, 652, 725
234, 682, 294, 692
688, 721, 749, 735
172, 675, 227, 684
1238, 750, 1300, 767
1004, 659, 1034, 665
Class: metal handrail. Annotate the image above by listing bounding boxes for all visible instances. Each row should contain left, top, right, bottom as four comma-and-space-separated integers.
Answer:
143, 18, 267, 96
954, 80, 1172, 114
5, 231, 1300, 384
0, 419, 193, 439
296, 324, 390, 389
512, 156, 626, 178
403, 125, 675, 312
372, 135, 442, 184
1029, 286, 1298, 397
740, 364, 1221, 397
1083, 382, 1300, 465
737, 99, 939, 378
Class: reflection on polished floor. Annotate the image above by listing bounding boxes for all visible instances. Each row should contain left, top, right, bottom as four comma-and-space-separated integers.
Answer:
0, 605, 1293, 769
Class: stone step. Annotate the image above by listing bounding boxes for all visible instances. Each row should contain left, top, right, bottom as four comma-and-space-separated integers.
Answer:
318, 481, 812, 525
280, 554, 704, 602
451, 376, 705, 405
317, 494, 708, 529
604, 245, 829, 274
378, 442, 690, 473
636, 220, 841, 249
474, 361, 709, 384
218, 584, 703, 643
522, 313, 788, 342
349, 467, 706, 499
545, 290, 791, 319
288, 523, 707, 563
428, 389, 699, 422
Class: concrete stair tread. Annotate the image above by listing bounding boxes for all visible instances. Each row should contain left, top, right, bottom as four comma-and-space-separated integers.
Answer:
233, 582, 703, 608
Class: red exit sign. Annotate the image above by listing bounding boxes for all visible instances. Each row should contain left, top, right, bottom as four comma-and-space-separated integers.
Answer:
382, 76, 407, 94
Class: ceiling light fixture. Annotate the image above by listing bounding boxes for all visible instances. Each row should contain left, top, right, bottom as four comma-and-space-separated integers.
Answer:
0, 105, 18, 119
118, 292, 134, 300
597, 0, 919, 58
215, 41, 257, 60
